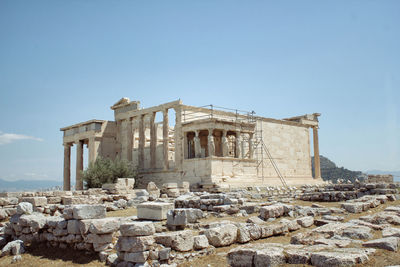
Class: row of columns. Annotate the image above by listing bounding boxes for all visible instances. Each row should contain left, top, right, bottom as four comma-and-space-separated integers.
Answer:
63, 137, 100, 191
121, 107, 181, 171
190, 129, 255, 159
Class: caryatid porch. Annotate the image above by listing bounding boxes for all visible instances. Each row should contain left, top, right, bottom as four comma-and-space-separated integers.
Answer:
182, 118, 256, 159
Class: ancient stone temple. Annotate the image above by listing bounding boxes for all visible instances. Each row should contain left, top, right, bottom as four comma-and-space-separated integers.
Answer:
60, 98, 323, 190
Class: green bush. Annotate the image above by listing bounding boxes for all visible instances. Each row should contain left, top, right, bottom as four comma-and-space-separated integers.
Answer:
82, 157, 136, 188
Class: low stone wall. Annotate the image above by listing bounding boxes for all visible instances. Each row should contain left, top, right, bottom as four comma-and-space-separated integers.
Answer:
299, 183, 398, 202
5, 203, 120, 253
365, 174, 394, 183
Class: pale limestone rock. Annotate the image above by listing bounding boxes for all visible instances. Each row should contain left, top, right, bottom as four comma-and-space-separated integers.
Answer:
259, 204, 284, 220
154, 230, 194, 252
85, 233, 113, 244
46, 216, 64, 228
310, 248, 373, 267
72, 204, 106, 220
280, 219, 300, 231
341, 203, 364, 213
342, 225, 372, 240
254, 247, 285, 267
382, 227, 400, 238
116, 236, 155, 252
89, 218, 120, 234
204, 224, 237, 247
236, 224, 250, 244
137, 202, 174, 221
285, 249, 311, 264
247, 224, 262, 240
78, 219, 92, 235
363, 237, 400, 251
1, 240, 25, 256
193, 235, 209, 250
167, 208, 203, 226
246, 216, 265, 224
19, 213, 47, 232
158, 247, 170, 260
16, 202, 33, 215
124, 251, 149, 263
20, 197, 47, 207
120, 222, 155, 237
227, 247, 256, 267
270, 223, 289, 235
296, 216, 314, 228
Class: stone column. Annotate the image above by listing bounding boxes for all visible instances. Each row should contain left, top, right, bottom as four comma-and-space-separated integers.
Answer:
138, 114, 145, 169
162, 109, 169, 170
150, 112, 156, 169
75, 140, 84, 190
194, 130, 201, 158
248, 133, 254, 159
63, 143, 71, 191
207, 129, 215, 157
174, 107, 183, 170
221, 130, 229, 157
236, 132, 242, 158
88, 137, 100, 164
126, 118, 133, 162
313, 126, 321, 179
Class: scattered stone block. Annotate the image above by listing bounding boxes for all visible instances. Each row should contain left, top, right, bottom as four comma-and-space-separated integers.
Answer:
85, 233, 113, 244
342, 225, 372, 240
341, 203, 364, 213
246, 216, 265, 224
363, 237, 400, 251
116, 236, 155, 252
227, 247, 257, 267
204, 224, 237, 247
124, 251, 149, 263
89, 218, 120, 234
137, 202, 174, 221
167, 208, 203, 226
72, 204, 106, 220
297, 216, 314, 228
120, 222, 156, 237
16, 202, 33, 215
1, 240, 25, 256
259, 204, 284, 220
382, 227, 400, 238
254, 247, 285, 267
193, 235, 209, 250
20, 197, 47, 207
154, 230, 194, 252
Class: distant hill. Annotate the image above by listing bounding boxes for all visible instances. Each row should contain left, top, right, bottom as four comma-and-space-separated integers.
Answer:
311, 155, 366, 182
0, 178, 61, 192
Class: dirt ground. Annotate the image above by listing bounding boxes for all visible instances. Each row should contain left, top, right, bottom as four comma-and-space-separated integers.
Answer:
179, 199, 400, 267
0, 243, 106, 267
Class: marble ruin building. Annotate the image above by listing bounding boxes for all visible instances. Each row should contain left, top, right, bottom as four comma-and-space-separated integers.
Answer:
61, 98, 323, 190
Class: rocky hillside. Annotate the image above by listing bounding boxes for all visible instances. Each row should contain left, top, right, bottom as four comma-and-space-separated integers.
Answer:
311, 155, 366, 182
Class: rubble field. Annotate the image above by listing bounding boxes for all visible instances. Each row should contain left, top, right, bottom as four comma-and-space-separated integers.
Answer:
0, 180, 400, 267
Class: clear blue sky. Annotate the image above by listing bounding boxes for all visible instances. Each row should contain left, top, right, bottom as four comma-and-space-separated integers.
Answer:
0, 0, 399, 183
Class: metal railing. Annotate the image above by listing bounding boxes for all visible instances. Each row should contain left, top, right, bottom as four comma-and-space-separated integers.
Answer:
182, 104, 256, 123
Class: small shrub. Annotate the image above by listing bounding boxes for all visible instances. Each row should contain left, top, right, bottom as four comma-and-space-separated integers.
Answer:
82, 157, 136, 188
